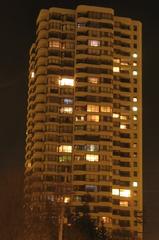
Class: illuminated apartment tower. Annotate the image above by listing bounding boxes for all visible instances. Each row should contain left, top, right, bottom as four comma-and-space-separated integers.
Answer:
25, 5, 142, 240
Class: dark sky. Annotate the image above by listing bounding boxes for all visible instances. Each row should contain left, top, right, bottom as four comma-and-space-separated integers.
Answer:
0, 0, 158, 239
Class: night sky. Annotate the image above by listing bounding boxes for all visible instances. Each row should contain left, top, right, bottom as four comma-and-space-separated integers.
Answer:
0, 0, 158, 239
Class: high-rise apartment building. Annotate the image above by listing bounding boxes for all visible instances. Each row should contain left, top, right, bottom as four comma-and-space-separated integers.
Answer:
25, 5, 142, 240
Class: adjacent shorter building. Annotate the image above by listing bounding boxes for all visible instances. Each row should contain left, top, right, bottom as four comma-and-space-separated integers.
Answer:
25, 5, 142, 240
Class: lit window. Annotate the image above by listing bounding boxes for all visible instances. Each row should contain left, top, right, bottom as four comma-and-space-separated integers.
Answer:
120, 124, 127, 129
132, 106, 138, 112
27, 162, 32, 168
59, 155, 72, 162
133, 97, 137, 102
75, 116, 85, 121
133, 70, 138, 76
113, 67, 120, 73
120, 201, 129, 207
120, 189, 131, 198
120, 115, 128, 120
60, 107, 73, 114
102, 216, 112, 224
113, 113, 119, 118
59, 78, 74, 86
121, 61, 129, 66
133, 181, 138, 187
77, 23, 86, 28
64, 98, 73, 104
86, 154, 99, 162
113, 58, 120, 63
133, 53, 138, 58
89, 40, 100, 47
133, 62, 137, 66
87, 115, 99, 122
62, 43, 65, 49
64, 197, 70, 203
31, 71, 35, 79
75, 195, 82, 201
49, 40, 60, 48
88, 77, 99, 84
101, 106, 112, 113
87, 105, 99, 112
59, 145, 72, 153
133, 116, 137, 121
77, 23, 81, 28
86, 144, 99, 151
112, 189, 119, 196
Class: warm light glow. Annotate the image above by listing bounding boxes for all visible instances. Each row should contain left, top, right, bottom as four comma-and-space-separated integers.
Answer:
120, 189, 131, 198
133, 97, 137, 102
49, 40, 60, 48
60, 107, 73, 114
64, 197, 70, 203
75, 116, 85, 121
133, 62, 137, 66
132, 106, 138, 112
133, 181, 138, 187
27, 162, 32, 168
89, 40, 100, 47
133, 70, 138, 76
113, 113, 119, 118
133, 116, 137, 121
86, 154, 99, 162
121, 61, 129, 66
133, 143, 137, 148
113, 66, 120, 73
120, 201, 129, 207
113, 58, 120, 63
101, 106, 112, 113
87, 115, 99, 122
59, 145, 72, 153
59, 78, 74, 86
120, 124, 127, 129
133, 53, 138, 58
88, 77, 99, 84
31, 71, 35, 79
102, 216, 112, 224
120, 115, 128, 120
112, 189, 120, 196
87, 105, 99, 112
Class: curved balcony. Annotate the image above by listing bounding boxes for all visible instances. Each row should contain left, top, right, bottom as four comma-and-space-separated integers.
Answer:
35, 85, 46, 94
36, 66, 47, 76
34, 103, 45, 113
37, 10, 48, 25
37, 29, 48, 41
32, 152, 44, 162
26, 133, 33, 142
32, 142, 44, 151
33, 113, 45, 122
37, 39, 48, 49
36, 48, 48, 58
36, 57, 47, 68
34, 94, 46, 104
33, 122, 44, 132
37, 23, 48, 37
36, 75, 47, 85
32, 132, 44, 142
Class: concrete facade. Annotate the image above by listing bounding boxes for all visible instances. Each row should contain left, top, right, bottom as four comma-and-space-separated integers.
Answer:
25, 5, 142, 239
